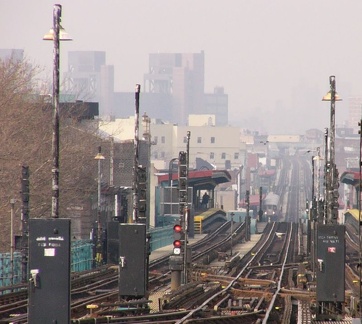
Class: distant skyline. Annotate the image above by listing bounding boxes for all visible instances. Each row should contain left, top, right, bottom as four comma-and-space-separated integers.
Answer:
2, 1, 362, 134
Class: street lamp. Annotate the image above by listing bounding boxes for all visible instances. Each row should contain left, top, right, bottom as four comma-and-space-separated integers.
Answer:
43, 4, 72, 218
94, 146, 105, 265
322, 76, 342, 224
230, 212, 234, 257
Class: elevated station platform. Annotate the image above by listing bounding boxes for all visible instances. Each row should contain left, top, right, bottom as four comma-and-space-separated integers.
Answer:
194, 208, 226, 234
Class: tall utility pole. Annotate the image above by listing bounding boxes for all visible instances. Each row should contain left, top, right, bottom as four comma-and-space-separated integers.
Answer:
323, 128, 328, 223
10, 199, 15, 287
322, 76, 341, 224
183, 132, 191, 284
170, 151, 188, 290
118, 84, 148, 300
359, 119, 362, 316
43, 4, 72, 218
230, 212, 234, 256
142, 112, 151, 228
133, 84, 141, 223
245, 190, 250, 241
50, 4, 61, 218
28, 7, 72, 323
310, 156, 315, 278
315, 76, 344, 321
21, 165, 29, 283
94, 146, 105, 264
258, 187, 263, 222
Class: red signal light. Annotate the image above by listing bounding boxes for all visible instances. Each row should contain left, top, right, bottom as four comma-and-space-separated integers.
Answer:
174, 224, 182, 233
173, 240, 182, 248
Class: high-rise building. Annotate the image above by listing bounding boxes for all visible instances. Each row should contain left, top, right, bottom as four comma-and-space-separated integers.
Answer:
64, 51, 114, 116
64, 50, 228, 125
143, 52, 228, 126
144, 52, 205, 125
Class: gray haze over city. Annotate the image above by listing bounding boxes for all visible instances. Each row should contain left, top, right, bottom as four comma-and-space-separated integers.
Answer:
2, 0, 362, 135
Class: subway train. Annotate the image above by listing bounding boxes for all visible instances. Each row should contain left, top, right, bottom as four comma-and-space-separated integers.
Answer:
263, 192, 281, 222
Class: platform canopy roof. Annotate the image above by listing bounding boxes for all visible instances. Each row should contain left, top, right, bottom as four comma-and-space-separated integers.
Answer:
157, 169, 232, 191
340, 171, 361, 187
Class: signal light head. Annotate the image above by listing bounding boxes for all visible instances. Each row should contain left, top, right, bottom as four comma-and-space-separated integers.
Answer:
173, 224, 183, 255
173, 239, 182, 255
173, 240, 182, 248
173, 224, 182, 233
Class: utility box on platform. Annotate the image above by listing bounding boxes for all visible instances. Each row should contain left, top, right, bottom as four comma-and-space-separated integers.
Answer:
107, 220, 120, 265
119, 223, 147, 297
316, 224, 345, 302
28, 218, 71, 324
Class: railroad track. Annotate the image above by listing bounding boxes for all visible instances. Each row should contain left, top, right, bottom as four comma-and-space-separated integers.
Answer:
152, 222, 301, 323
2, 222, 304, 323
0, 220, 246, 323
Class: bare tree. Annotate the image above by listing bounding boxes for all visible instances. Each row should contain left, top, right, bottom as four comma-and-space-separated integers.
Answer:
0, 58, 101, 251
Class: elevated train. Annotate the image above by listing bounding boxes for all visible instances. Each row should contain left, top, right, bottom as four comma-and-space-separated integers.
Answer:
262, 192, 281, 222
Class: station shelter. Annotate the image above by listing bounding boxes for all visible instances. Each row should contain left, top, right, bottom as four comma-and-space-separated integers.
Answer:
340, 170, 361, 210
156, 169, 231, 224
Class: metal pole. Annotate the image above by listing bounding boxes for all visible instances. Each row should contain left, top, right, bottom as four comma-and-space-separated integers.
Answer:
21, 165, 29, 283
133, 84, 141, 223
324, 128, 328, 224
51, 4, 61, 218
246, 190, 250, 241
183, 131, 191, 284
10, 199, 15, 287
329, 76, 337, 224
359, 118, 362, 316
311, 156, 315, 279
259, 187, 263, 222
110, 137, 114, 187
230, 212, 234, 257
95, 146, 104, 265
308, 156, 314, 258
142, 113, 151, 229
97, 149, 101, 247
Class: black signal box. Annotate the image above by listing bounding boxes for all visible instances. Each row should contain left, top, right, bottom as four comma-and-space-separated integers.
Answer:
316, 224, 345, 302
28, 218, 71, 324
119, 223, 147, 297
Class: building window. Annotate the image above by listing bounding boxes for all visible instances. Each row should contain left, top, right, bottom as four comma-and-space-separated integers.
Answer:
210, 152, 214, 159
153, 152, 158, 159
234, 153, 239, 159
221, 152, 226, 159
160, 152, 165, 158
211, 137, 215, 144
197, 137, 202, 144
153, 136, 158, 144
161, 136, 165, 144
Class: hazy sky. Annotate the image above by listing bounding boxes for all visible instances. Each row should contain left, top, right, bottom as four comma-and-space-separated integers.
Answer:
2, 1, 362, 134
